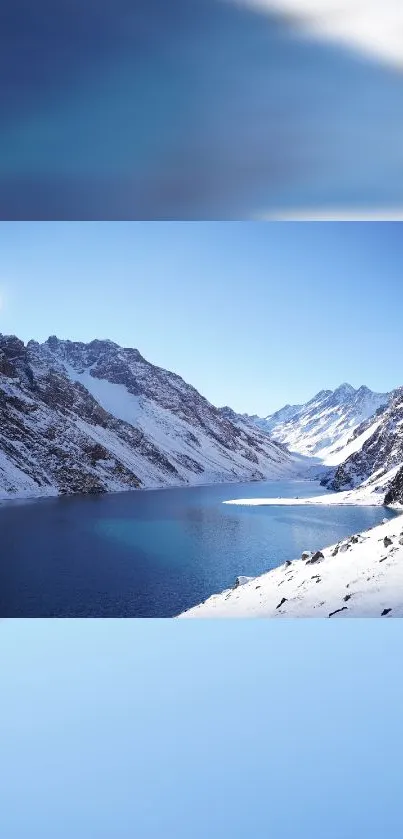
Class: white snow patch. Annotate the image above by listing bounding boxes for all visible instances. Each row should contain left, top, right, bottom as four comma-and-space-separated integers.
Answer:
323, 418, 383, 466
64, 364, 143, 426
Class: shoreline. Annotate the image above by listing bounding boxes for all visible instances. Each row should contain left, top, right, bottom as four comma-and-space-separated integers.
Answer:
179, 510, 403, 619
223, 492, 384, 508
0, 473, 322, 507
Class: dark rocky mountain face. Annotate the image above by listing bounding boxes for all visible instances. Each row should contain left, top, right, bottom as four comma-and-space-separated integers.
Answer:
385, 466, 403, 505
323, 387, 403, 496
0, 334, 303, 499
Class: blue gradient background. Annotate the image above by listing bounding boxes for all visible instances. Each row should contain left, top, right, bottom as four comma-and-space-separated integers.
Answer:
1, 0, 403, 218
1, 619, 402, 838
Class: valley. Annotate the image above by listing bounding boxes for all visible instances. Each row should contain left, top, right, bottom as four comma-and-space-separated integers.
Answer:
1, 331, 402, 618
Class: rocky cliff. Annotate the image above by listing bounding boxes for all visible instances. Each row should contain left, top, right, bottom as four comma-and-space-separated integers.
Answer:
323, 387, 403, 498
0, 334, 308, 499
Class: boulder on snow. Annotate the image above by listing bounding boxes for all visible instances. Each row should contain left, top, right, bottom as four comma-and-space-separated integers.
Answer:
276, 597, 287, 610
233, 576, 253, 589
301, 551, 313, 561
306, 550, 324, 564
339, 543, 351, 553
384, 536, 393, 548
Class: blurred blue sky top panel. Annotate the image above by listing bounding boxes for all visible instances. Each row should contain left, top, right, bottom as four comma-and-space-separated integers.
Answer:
1, 0, 403, 218
1, 221, 402, 413
0, 619, 403, 838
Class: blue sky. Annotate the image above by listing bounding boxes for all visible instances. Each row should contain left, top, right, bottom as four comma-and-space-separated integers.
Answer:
1, 619, 402, 839
0, 221, 402, 414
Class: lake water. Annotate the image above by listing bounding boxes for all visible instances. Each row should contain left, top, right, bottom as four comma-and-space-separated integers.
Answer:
2, 0, 403, 218
0, 480, 397, 617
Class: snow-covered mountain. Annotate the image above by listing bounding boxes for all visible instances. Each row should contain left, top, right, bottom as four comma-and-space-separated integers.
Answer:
244, 384, 391, 465
0, 335, 309, 500
323, 386, 403, 502
253, 401, 304, 431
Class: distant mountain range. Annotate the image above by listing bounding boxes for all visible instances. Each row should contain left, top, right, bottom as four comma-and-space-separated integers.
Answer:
225, 382, 403, 505
1, 334, 402, 506
230, 384, 391, 465
0, 335, 308, 499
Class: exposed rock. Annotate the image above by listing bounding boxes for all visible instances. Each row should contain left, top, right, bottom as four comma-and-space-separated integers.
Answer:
339, 543, 351, 553
233, 576, 254, 588
325, 388, 403, 494
384, 466, 403, 506
0, 334, 301, 500
328, 606, 348, 617
276, 597, 287, 609
306, 550, 324, 564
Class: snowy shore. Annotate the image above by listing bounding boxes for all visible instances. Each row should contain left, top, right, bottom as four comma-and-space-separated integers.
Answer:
223, 490, 384, 507
179, 507, 403, 618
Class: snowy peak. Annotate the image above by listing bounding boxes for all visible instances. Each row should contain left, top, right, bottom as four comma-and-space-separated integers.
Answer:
246, 383, 391, 465
37, 336, 144, 375
0, 334, 308, 501
261, 402, 303, 427
309, 389, 333, 402
333, 382, 355, 395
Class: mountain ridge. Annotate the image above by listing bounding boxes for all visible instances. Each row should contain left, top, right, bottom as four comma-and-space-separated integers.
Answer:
234, 383, 392, 465
323, 386, 403, 500
2, 334, 400, 505
0, 334, 309, 500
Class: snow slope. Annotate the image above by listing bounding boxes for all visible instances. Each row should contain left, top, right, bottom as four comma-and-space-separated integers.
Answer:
0, 334, 309, 500
179, 512, 403, 618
